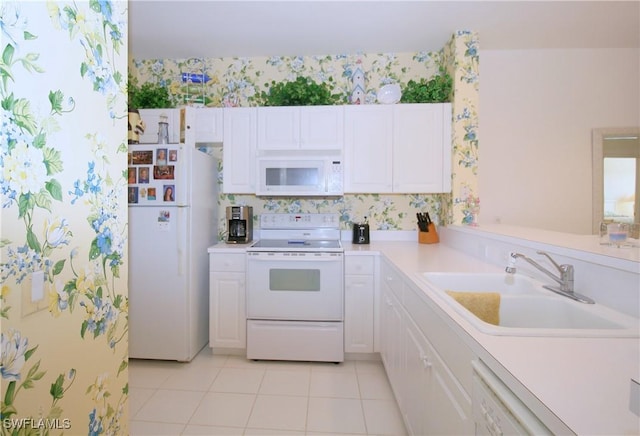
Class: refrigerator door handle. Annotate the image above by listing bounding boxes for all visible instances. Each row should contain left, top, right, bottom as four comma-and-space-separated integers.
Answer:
177, 207, 187, 276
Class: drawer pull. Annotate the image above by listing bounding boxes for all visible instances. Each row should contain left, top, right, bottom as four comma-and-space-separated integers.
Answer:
421, 354, 432, 368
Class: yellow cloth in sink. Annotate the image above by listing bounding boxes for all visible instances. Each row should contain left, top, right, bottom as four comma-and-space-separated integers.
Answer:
445, 291, 501, 326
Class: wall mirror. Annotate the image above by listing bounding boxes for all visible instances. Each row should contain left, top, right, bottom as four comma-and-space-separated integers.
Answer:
592, 127, 640, 234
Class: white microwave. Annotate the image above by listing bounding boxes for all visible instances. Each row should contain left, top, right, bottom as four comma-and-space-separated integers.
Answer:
256, 155, 343, 196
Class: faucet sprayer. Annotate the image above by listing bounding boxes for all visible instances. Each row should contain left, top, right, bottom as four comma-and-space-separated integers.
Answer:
506, 251, 595, 304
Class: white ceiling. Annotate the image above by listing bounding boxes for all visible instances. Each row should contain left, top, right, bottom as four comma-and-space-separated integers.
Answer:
128, 1, 640, 60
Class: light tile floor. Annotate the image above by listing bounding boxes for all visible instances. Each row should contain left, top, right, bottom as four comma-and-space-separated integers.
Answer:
129, 347, 407, 435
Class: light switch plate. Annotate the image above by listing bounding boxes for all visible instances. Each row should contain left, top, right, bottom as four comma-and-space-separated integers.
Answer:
21, 271, 47, 318
31, 270, 44, 302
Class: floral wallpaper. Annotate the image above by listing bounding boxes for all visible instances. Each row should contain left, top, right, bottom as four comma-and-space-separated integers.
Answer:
130, 33, 480, 235
444, 31, 480, 226
1, 1, 128, 434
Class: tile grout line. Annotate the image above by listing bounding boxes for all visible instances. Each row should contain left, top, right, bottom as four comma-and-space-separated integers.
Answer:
354, 365, 371, 436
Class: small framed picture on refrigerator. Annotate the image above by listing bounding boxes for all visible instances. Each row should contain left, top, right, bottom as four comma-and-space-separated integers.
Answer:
163, 185, 175, 202
132, 150, 153, 165
154, 165, 174, 180
156, 148, 168, 165
128, 187, 138, 204
128, 167, 137, 184
138, 167, 150, 183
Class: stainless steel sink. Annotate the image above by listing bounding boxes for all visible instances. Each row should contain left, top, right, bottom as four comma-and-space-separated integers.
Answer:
416, 272, 639, 337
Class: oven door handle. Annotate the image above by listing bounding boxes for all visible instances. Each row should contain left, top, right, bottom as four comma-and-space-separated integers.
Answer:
247, 254, 342, 262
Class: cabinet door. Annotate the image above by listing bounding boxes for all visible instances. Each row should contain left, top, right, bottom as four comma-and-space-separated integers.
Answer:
404, 316, 430, 436
380, 286, 405, 410
257, 107, 299, 150
192, 107, 223, 143
392, 103, 451, 193
223, 108, 257, 193
344, 105, 393, 193
344, 274, 374, 353
138, 108, 180, 144
300, 106, 344, 150
402, 302, 472, 436
209, 271, 246, 349
404, 313, 472, 436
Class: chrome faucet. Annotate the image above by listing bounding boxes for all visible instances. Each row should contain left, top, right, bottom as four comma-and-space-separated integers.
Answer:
506, 251, 595, 304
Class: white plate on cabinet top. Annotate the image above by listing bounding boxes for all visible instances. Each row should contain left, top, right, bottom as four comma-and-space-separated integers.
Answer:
377, 84, 401, 104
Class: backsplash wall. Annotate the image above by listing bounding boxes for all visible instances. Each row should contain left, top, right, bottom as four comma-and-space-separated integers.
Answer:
129, 32, 480, 235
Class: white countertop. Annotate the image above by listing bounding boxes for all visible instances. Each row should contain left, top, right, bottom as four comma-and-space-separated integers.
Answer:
456, 224, 640, 271
350, 240, 640, 435
208, 242, 252, 253
208, 237, 640, 434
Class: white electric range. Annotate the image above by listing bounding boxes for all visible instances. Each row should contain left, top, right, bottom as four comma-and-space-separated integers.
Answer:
246, 213, 344, 362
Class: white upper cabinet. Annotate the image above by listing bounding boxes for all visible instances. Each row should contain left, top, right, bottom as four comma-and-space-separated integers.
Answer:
222, 103, 451, 194
300, 106, 345, 149
223, 108, 257, 194
344, 103, 452, 194
182, 107, 223, 143
257, 107, 299, 149
393, 103, 452, 193
257, 106, 344, 150
138, 108, 224, 145
344, 105, 394, 192
138, 108, 180, 144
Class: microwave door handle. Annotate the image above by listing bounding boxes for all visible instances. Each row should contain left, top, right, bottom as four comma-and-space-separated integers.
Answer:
324, 172, 328, 193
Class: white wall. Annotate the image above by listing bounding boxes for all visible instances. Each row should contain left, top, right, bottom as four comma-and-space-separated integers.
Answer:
478, 48, 640, 234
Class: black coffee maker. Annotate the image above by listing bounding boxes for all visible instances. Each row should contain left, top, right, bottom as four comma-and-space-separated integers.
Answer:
226, 206, 253, 244
352, 219, 370, 244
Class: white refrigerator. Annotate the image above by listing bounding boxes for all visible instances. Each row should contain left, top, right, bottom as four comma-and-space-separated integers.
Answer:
128, 138, 218, 361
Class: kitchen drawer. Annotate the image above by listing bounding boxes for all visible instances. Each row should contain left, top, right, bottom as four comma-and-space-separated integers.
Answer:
210, 253, 245, 272
345, 255, 375, 275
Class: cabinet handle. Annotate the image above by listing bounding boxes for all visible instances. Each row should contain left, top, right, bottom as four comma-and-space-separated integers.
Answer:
420, 354, 432, 368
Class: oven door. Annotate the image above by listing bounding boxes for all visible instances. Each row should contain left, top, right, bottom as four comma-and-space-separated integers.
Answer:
246, 251, 344, 321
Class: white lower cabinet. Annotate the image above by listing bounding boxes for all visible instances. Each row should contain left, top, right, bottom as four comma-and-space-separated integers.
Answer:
405, 312, 472, 435
380, 257, 473, 435
209, 252, 246, 349
344, 255, 376, 353
381, 282, 406, 410
380, 260, 406, 408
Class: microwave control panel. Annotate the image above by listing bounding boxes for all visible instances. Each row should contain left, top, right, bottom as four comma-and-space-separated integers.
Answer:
328, 160, 343, 194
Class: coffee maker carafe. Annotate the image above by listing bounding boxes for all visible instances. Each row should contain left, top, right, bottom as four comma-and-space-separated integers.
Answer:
226, 206, 253, 244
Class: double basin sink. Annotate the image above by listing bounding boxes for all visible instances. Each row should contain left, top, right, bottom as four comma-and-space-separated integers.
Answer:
416, 272, 639, 337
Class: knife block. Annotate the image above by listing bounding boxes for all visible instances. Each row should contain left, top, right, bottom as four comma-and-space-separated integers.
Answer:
418, 223, 439, 244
